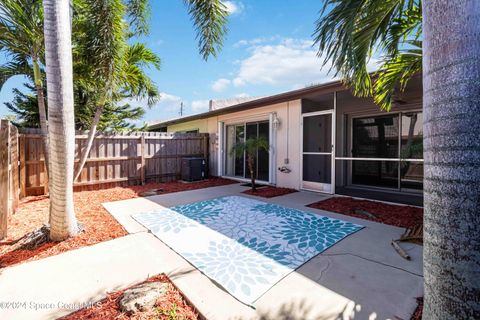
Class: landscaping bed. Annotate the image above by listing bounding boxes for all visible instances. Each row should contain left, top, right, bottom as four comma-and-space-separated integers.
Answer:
307, 196, 423, 228
60, 274, 198, 320
411, 297, 423, 320
0, 178, 236, 268
242, 186, 298, 198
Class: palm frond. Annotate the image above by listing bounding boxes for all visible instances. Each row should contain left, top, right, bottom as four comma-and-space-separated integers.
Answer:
124, 0, 151, 35
230, 136, 269, 157
373, 44, 422, 110
0, 58, 32, 90
314, 0, 422, 109
183, 0, 228, 60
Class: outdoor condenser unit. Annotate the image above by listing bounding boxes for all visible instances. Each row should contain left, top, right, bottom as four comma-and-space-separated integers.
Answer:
181, 157, 207, 182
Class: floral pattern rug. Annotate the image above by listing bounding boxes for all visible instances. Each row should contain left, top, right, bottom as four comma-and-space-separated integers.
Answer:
133, 196, 363, 306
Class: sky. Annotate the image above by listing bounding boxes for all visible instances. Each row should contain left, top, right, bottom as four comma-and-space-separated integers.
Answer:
0, 0, 352, 126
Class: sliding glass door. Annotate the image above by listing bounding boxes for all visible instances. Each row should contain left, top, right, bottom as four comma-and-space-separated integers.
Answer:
350, 111, 423, 191
225, 121, 270, 181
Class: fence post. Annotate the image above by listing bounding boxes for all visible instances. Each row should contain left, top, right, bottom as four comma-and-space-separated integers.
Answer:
140, 135, 145, 185
0, 120, 10, 239
19, 134, 26, 198
9, 124, 19, 211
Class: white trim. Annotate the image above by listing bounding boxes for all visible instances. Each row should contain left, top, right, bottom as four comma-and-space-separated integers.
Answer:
222, 114, 270, 126
332, 91, 337, 194
217, 122, 224, 176
269, 113, 277, 185
335, 157, 424, 162
300, 108, 335, 194
302, 110, 334, 117
222, 119, 273, 184
303, 152, 332, 155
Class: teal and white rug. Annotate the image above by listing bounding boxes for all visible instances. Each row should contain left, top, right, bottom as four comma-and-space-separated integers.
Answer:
133, 196, 363, 306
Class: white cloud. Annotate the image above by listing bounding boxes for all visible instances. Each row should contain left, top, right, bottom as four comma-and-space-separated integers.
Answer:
234, 93, 250, 98
211, 78, 231, 92
123, 92, 183, 113
159, 92, 181, 103
191, 100, 210, 112
223, 1, 244, 15
220, 37, 379, 92
158, 92, 183, 112
233, 35, 280, 48
232, 39, 334, 88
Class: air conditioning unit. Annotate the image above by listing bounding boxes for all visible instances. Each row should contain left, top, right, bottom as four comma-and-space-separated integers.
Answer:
181, 157, 207, 182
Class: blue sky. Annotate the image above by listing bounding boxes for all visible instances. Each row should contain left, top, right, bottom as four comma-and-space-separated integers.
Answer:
0, 0, 344, 125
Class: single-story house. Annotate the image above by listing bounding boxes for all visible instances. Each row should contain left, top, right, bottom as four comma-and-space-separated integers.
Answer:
149, 76, 423, 206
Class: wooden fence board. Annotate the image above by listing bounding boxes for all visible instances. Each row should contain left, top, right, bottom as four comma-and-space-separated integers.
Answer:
0, 120, 9, 239
0, 121, 20, 239
18, 130, 209, 196
10, 125, 19, 210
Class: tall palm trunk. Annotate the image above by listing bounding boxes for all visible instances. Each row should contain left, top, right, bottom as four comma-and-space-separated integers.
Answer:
423, 0, 480, 318
43, 0, 78, 241
32, 57, 50, 180
74, 104, 104, 181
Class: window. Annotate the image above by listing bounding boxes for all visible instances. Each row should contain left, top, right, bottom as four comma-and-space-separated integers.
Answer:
350, 112, 423, 191
225, 121, 270, 181
400, 112, 423, 190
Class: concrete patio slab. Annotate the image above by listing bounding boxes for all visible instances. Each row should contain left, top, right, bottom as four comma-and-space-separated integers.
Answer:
103, 183, 247, 234
0, 233, 167, 320
102, 184, 424, 320
0, 184, 423, 320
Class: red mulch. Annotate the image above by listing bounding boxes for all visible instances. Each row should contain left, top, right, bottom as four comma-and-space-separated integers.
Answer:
307, 197, 423, 228
242, 186, 298, 198
0, 178, 236, 268
60, 274, 198, 320
411, 297, 423, 320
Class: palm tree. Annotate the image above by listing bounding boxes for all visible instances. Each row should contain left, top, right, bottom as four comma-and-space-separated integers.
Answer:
42, 0, 79, 241
72, 0, 161, 181
230, 136, 269, 191
314, 0, 422, 110
72, 0, 228, 180
315, 0, 480, 316
422, 0, 480, 318
41, 0, 228, 240
0, 0, 50, 175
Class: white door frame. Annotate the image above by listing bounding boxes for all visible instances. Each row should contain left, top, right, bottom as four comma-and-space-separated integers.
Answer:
220, 118, 274, 184
300, 109, 335, 194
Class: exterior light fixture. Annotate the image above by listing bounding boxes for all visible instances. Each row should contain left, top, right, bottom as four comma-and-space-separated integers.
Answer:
272, 112, 281, 129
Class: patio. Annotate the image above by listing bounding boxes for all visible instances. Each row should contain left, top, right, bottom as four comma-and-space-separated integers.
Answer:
104, 183, 423, 319
0, 183, 423, 319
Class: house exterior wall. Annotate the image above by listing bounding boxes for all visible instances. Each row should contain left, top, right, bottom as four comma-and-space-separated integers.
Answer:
167, 119, 210, 133
166, 100, 303, 189
164, 86, 423, 195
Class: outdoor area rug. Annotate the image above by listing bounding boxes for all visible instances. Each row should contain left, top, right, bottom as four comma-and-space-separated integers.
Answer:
132, 196, 363, 306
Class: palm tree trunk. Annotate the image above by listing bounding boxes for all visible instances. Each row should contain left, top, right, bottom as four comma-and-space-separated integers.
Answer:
423, 0, 480, 318
74, 104, 104, 181
43, 0, 78, 241
32, 58, 50, 180
248, 155, 256, 191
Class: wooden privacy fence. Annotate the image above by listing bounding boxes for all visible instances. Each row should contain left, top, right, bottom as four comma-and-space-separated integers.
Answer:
19, 129, 209, 196
0, 120, 19, 239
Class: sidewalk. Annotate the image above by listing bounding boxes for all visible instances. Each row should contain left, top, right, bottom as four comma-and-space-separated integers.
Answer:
0, 233, 166, 320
